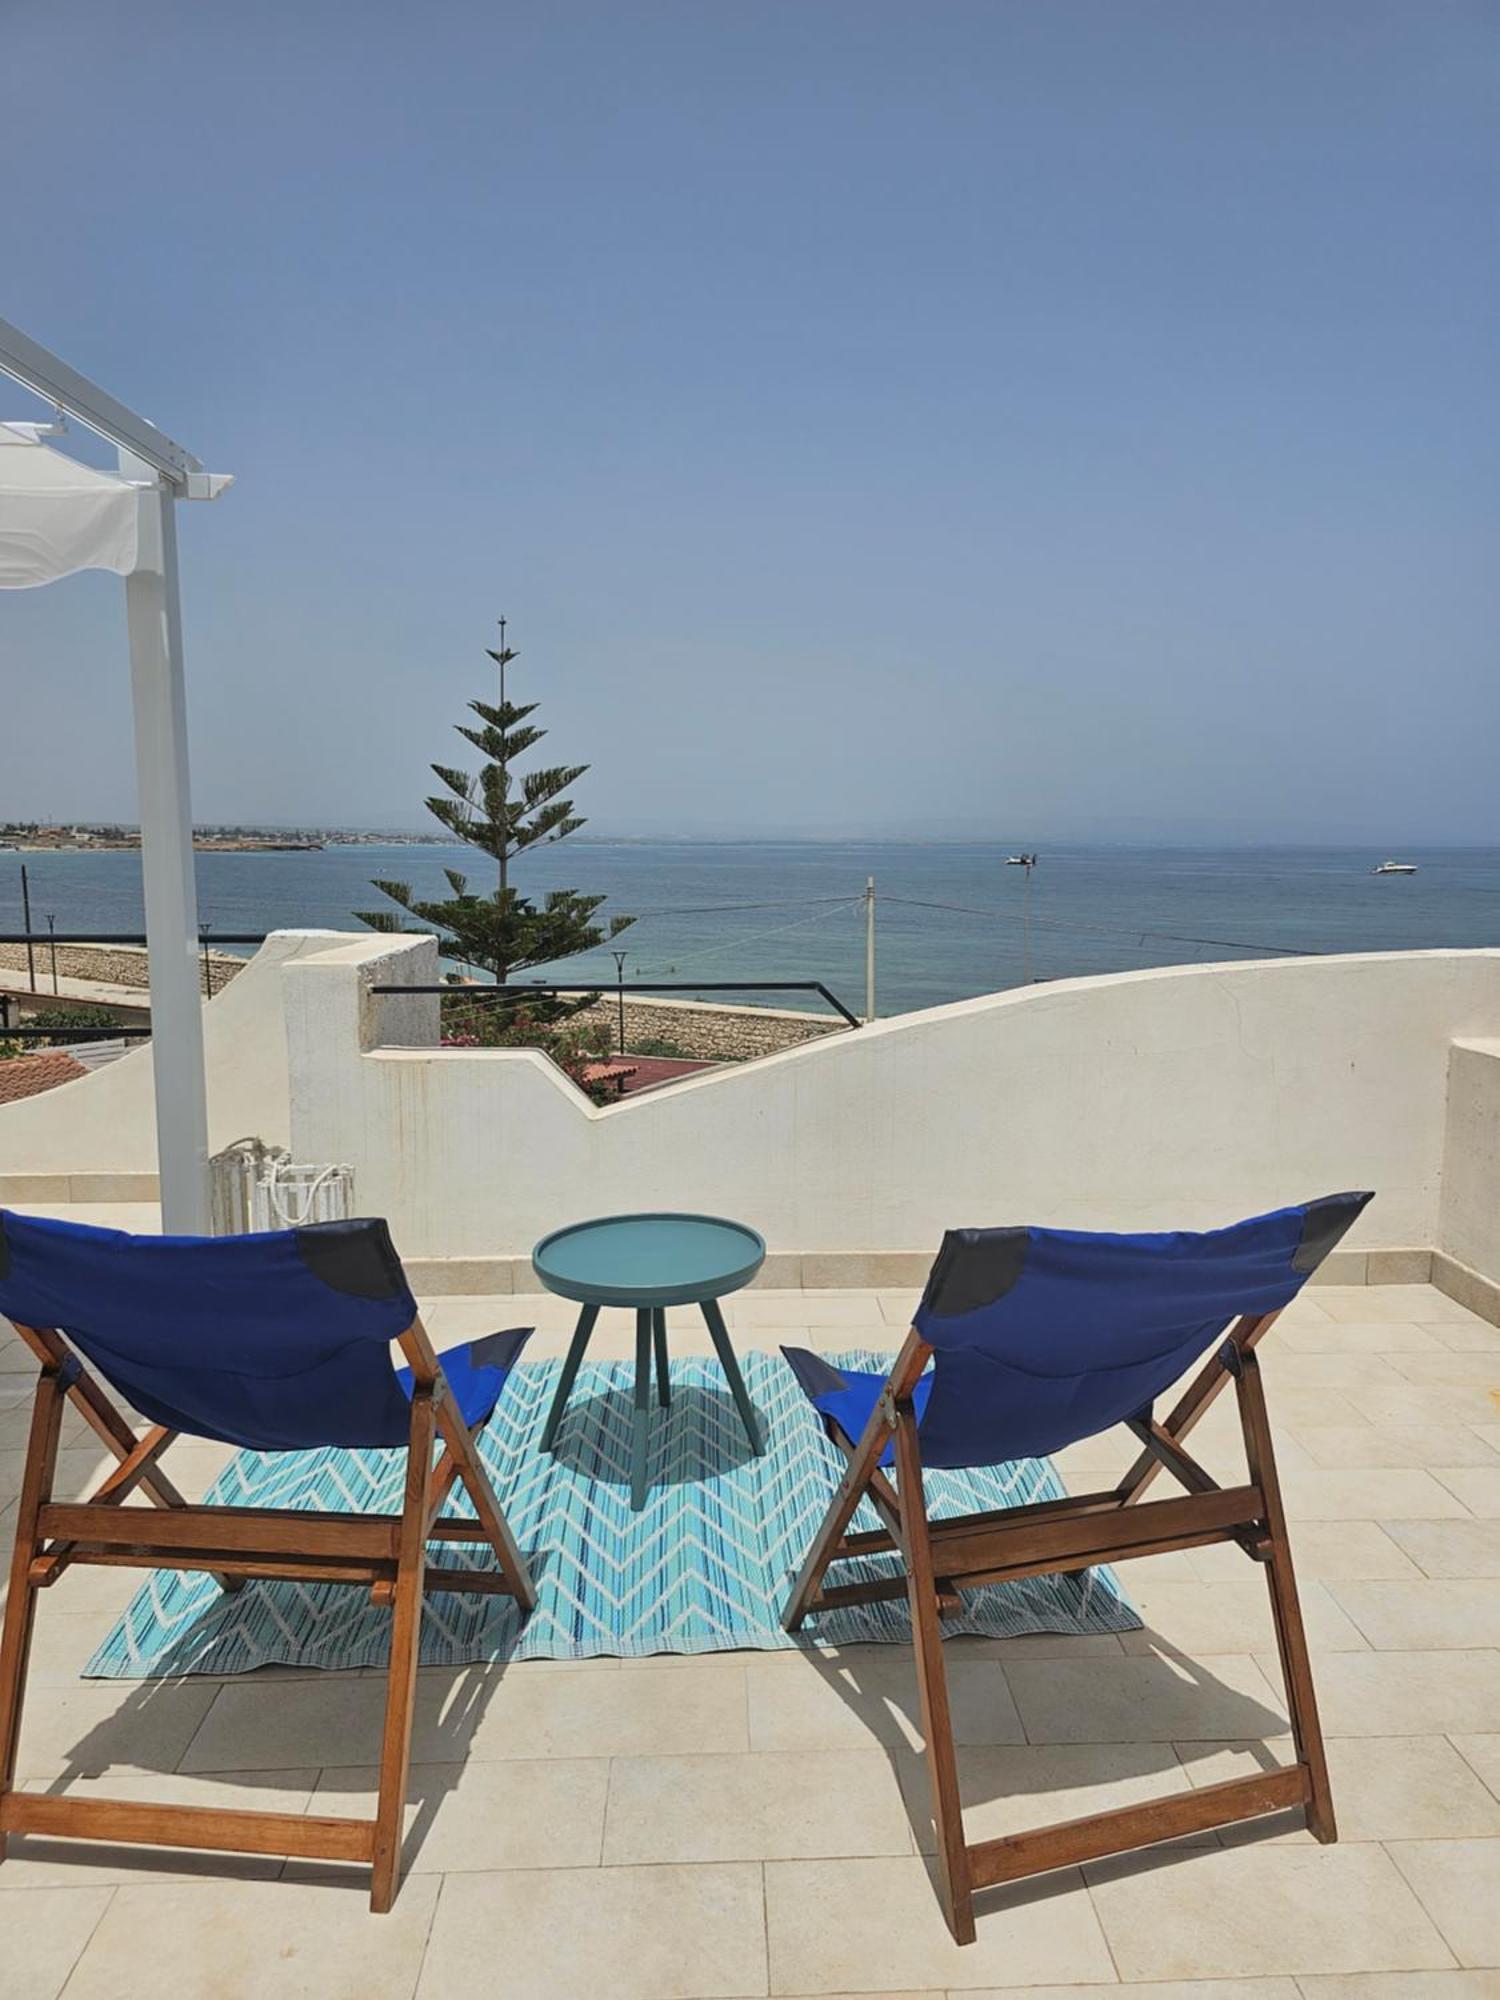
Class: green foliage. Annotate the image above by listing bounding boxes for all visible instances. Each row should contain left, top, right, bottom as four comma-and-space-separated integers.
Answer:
439, 994, 617, 1102
27, 1005, 121, 1031
13, 1005, 123, 1049
357, 623, 631, 1003
628, 1035, 687, 1059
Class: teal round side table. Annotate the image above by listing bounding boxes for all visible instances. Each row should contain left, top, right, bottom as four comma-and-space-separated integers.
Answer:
532, 1212, 766, 1511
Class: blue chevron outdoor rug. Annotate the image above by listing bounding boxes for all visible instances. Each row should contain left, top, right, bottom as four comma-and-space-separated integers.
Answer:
86, 1349, 1139, 1677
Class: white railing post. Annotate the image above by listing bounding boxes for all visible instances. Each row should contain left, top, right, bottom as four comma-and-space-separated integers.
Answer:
123, 463, 210, 1232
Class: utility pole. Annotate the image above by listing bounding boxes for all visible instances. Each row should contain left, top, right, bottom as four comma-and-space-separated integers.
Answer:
864, 875, 876, 1022
1021, 854, 1037, 985
20, 863, 35, 991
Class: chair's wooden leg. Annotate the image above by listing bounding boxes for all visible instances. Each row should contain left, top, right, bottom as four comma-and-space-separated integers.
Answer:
435, 1398, 536, 1616
370, 1385, 437, 1912
893, 1400, 975, 1945
783, 1329, 933, 1631
1116, 1311, 1280, 1505
652, 1308, 670, 1408
632, 1307, 652, 1512
540, 1304, 599, 1452
1233, 1348, 1336, 1842
0, 1368, 67, 1862
11, 1322, 242, 1594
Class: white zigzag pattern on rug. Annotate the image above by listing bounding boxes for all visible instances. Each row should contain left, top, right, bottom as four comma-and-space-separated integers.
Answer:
85, 1350, 1140, 1676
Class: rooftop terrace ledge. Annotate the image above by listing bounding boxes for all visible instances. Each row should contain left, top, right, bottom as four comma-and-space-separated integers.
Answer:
276, 934, 1500, 1291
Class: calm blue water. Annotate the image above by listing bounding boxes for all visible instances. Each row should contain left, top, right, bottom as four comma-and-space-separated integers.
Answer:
3, 842, 1498, 1019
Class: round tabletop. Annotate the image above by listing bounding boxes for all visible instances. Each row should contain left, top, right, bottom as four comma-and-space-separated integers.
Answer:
532, 1212, 766, 1308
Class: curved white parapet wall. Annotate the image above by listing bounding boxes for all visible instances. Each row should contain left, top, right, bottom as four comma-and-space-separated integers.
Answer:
283, 933, 1500, 1265
0, 932, 361, 1178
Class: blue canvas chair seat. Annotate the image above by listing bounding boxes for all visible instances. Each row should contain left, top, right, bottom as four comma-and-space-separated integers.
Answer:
782, 1192, 1372, 1945
0, 1210, 536, 1912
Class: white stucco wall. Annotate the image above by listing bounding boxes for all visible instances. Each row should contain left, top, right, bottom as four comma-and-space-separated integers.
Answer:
1440, 1039, 1500, 1283
283, 933, 1500, 1262
0, 931, 350, 1175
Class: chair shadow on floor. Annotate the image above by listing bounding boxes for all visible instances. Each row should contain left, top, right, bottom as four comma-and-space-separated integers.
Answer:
13, 1594, 534, 1892
794, 1624, 1295, 1916
546, 1383, 763, 1487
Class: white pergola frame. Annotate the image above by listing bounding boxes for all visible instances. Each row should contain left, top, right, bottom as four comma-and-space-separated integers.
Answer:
0, 318, 231, 1232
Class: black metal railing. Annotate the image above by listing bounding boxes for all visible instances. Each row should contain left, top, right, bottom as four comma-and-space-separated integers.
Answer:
370, 979, 863, 1028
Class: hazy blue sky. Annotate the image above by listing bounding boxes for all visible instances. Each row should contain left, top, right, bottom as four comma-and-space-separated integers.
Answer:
1, 3, 1494, 842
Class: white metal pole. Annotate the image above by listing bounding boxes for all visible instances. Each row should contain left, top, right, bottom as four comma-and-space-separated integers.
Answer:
123, 462, 211, 1232
864, 875, 876, 1023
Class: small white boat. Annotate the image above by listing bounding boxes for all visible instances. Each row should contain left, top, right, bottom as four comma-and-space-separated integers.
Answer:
1372, 860, 1418, 876
1006, 852, 1038, 867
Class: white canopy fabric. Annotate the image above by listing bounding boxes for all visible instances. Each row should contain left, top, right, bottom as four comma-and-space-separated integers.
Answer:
0, 423, 143, 588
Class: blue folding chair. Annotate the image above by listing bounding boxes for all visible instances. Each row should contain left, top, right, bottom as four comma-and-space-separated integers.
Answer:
782, 1191, 1373, 1942
0, 1210, 535, 1911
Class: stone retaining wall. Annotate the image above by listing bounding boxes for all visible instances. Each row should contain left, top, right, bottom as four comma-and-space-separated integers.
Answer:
0, 942, 246, 998
569, 993, 847, 1062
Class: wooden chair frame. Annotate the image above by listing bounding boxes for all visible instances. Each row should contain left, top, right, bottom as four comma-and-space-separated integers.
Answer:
783, 1309, 1332, 1943
0, 1314, 535, 1911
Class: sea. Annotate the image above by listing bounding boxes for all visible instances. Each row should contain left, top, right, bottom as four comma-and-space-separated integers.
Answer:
2, 842, 1498, 1021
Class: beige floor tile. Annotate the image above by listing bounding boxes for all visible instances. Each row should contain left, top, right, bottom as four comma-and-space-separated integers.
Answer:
1269, 1648, 1500, 1736
892, 1738, 1210, 1852
955, 1631, 1125, 1661
1430, 1320, 1500, 1353
1297, 1426, 1500, 1470
1002, 1654, 1285, 1744
746, 1650, 1022, 1753
1, 1769, 319, 1888
10, 1680, 219, 1782
1321, 1286, 1482, 1325
1389, 1837, 1500, 1966
61, 1874, 440, 2000
0, 1883, 114, 2000
1392, 1354, 1500, 1388
418, 1861, 768, 1999
1452, 1735, 1500, 1804
764, 1853, 1115, 1992
1330, 1579, 1500, 1650
1247, 1387, 1370, 1431
22, 1611, 160, 1690
185, 1660, 749, 1770
962, 1986, 1301, 2000
1262, 1352, 1409, 1389
432, 1657, 750, 1760
737, 1292, 890, 1326
1120, 1578, 1368, 1656
1086, 1841, 1452, 1980
310, 1755, 608, 1873
1296, 1974, 1500, 1998
1434, 1468, 1500, 1517
1280, 1321, 1448, 1355
1188, 1521, 1420, 1584
1347, 1386, 1500, 1427
178, 1673, 390, 1772
1277, 1467, 1471, 1521
1177, 1733, 1500, 1841
603, 1748, 913, 1863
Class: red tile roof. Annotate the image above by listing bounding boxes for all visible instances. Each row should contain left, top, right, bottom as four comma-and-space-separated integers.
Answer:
0, 1049, 88, 1105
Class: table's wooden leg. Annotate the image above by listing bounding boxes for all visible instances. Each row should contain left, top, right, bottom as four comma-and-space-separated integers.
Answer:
540, 1303, 599, 1452
632, 1307, 654, 1510
652, 1307, 670, 1407
701, 1297, 763, 1454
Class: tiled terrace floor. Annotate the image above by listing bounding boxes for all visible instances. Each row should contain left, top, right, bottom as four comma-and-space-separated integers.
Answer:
2, 1280, 1499, 1998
